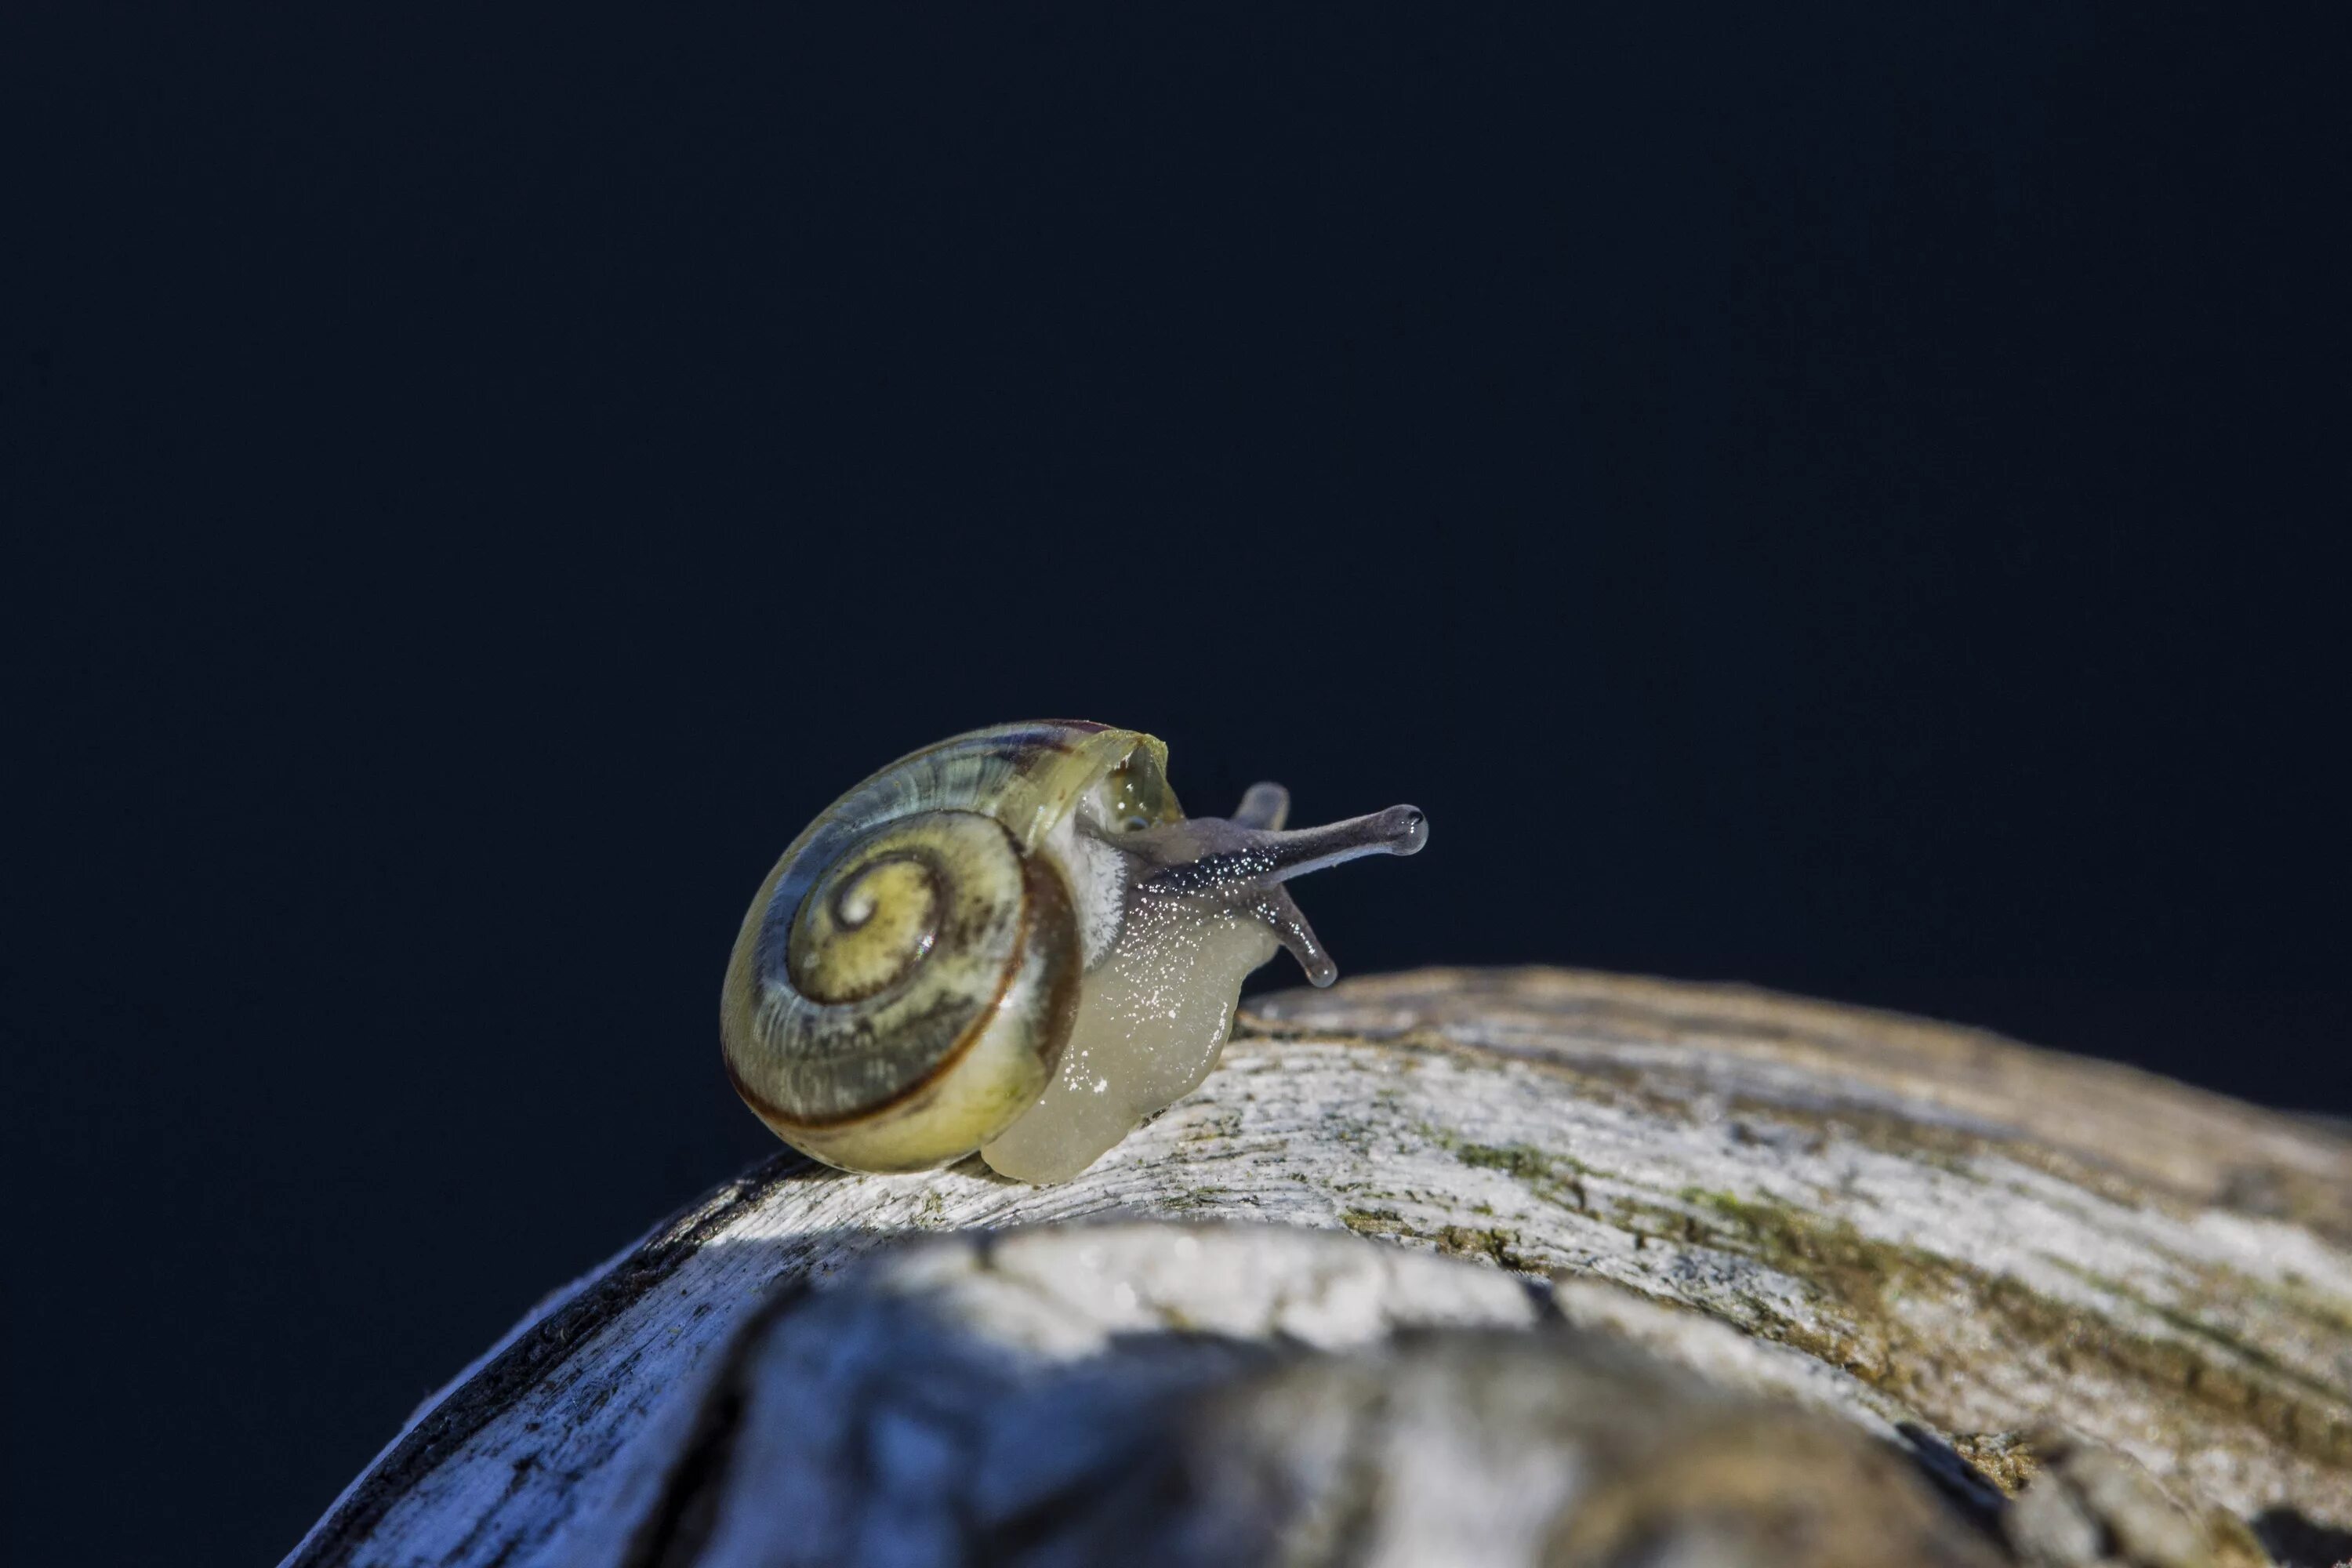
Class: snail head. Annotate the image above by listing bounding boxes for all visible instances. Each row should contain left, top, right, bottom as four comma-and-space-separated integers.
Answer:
1106, 784, 1428, 987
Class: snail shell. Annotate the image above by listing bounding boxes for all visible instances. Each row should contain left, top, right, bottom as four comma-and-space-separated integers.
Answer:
721, 720, 1425, 1180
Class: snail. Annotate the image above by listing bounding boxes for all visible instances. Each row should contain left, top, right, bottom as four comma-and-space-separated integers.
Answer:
720, 720, 1427, 1182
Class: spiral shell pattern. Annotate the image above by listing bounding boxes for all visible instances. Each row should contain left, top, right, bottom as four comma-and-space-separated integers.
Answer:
720, 722, 1178, 1171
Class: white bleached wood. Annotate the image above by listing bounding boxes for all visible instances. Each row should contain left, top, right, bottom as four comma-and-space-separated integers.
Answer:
282, 967, 2352, 1568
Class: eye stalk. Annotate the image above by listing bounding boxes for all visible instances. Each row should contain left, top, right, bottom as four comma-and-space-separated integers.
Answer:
1116, 787, 1428, 988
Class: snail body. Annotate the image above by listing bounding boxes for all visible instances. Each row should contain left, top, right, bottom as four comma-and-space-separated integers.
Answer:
721, 721, 1425, 1181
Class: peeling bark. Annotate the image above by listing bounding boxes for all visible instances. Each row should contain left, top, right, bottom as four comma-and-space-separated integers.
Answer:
282, 968, 2352, 1568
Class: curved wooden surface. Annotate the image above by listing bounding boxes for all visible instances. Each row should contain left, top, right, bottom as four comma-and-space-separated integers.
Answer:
282, 967, 2352, 1568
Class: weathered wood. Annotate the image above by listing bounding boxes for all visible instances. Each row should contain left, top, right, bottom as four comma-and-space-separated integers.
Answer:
283, 968, 2352, 1567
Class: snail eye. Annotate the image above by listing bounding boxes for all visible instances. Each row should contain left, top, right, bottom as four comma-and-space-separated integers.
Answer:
1121, 815, 1150, 833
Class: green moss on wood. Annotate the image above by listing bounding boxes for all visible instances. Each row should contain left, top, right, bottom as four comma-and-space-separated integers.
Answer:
1433, 1225, 1541, 1272
1663, 1189, 2352, 1475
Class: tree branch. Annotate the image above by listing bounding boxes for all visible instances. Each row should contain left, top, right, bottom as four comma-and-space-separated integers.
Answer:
283, 968, 2352, 1568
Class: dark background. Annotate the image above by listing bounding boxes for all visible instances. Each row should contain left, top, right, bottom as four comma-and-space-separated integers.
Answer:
9, 5, 2348, 1564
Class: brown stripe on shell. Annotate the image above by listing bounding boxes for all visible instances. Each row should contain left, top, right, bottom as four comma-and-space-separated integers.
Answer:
970, 724, 1083, 755
742, 848, 1079, 1134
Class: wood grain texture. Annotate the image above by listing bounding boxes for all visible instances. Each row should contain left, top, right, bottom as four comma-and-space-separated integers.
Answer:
282, 967, 2352, 1568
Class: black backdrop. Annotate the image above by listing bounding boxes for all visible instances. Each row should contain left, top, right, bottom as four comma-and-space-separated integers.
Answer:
10, 7, 2349, 1564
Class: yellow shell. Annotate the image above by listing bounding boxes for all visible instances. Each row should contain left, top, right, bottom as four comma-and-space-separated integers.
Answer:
720, 721, 1179, 1172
